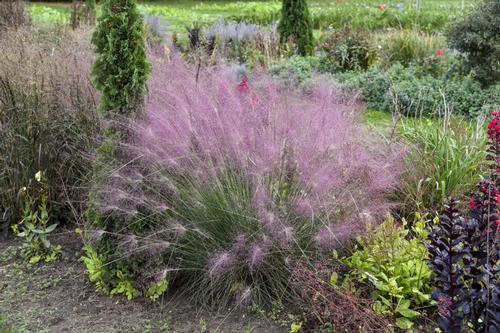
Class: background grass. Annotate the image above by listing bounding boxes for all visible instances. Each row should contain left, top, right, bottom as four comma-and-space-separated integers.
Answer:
30, 0, 475, 32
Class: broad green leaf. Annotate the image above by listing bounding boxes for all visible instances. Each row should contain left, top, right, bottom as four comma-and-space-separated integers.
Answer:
396, 317, 414, 330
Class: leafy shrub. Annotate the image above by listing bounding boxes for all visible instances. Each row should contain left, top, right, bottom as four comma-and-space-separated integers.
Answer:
0, 27, 99, 232
269, 55, 320, 88
345, 214, 433, 330
318, 28, 375, 72
278, 0, 314, 56
395, 117, 488, 217
0, 0, 29, 29
336, 65, 500, 117
84, 56, 403, 306
447, 0, 500, 87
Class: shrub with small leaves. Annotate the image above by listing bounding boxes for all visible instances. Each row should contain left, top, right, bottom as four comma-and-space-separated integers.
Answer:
319, 28, 375, 72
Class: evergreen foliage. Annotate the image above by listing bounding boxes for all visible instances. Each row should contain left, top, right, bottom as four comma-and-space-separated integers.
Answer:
91, 0, 151, 115
278, 0, 314, 56
85, 0, 152, 294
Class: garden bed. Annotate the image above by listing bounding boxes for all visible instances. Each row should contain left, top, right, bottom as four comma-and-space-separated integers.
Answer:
0, 232, 285, 333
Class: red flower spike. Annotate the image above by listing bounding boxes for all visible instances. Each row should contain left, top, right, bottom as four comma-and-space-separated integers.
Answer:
237, 77, 251, 95
487, 111, 500, 143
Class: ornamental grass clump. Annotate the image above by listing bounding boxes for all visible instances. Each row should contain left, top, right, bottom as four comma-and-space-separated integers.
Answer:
85, 55, 403, 307
0, 0, 30, 29
0, 27, 98, 231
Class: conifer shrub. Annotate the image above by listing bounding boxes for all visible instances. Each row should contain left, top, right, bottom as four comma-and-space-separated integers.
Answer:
83, 56, 404, 306
278, 0, 314, 56
91, 0, 151, 114
86, 0, 151, 228
85, 0, 154, 300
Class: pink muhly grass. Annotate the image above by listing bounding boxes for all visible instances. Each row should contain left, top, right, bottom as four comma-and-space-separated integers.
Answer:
101, 54, 404, 305
132, 55, 401, 223
314, 222, 359, 251
208, 251, 236, 277
247, 240, 269, 271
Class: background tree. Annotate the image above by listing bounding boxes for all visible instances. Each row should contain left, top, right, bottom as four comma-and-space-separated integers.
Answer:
447, 0, 500, 87
278, 0, 314, 56
91, 0, 151, 115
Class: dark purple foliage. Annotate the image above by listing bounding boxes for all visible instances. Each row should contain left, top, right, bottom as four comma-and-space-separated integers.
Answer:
428, 112, 500, 333
427, 199, 470, 333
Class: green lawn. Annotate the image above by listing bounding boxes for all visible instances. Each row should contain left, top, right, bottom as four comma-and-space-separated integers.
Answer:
31, 0, 474, 32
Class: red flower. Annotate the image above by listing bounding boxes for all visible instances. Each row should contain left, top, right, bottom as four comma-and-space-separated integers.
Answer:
469, 198, 478, 210
237, 77, 251, 95
435, 49, 445, 56
378, 3, 386, 10
487, 112, 500, 142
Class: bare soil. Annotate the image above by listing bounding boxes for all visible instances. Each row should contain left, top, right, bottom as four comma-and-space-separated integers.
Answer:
0, 231, 287, 333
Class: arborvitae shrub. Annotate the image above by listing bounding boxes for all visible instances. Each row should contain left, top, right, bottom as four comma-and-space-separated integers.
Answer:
91, 0, 151, 114
447, 0, 500, 87
85, 0, 152, 299
278, 0, 314, 56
